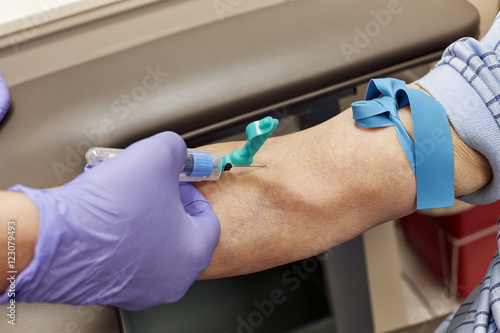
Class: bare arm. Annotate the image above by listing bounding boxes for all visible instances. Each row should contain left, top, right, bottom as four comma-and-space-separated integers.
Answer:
197, 84, 492, 279
0, 192, 38, 292
0, 86, 491, 291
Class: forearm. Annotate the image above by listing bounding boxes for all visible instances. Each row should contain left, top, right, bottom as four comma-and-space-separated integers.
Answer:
197, 85, 491, 279
0, 192, 39, 292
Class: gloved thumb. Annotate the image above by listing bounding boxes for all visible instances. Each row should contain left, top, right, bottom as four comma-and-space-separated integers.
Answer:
120, 131, 187, 182
150, 131, 187, 175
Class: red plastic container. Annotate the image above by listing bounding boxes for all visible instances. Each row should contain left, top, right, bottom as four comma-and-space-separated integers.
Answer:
399, 202, 500, 299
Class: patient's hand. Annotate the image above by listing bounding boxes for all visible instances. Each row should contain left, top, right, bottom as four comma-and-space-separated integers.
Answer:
196, 85, 491, 279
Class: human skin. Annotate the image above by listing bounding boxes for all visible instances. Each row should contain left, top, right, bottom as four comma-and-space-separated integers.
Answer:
0, 192, 39, 292
0, 85, 492, 292
196, 84, 492, 279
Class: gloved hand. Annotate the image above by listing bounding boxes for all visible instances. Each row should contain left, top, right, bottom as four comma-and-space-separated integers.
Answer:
5, 132, 220, 310
0, 73, 11, 122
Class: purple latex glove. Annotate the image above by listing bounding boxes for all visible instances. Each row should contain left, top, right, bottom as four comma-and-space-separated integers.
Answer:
0, 73, 10, 122
3, 132, 220, 310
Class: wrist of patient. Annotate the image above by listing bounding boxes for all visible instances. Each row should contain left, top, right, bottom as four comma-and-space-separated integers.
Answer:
397, 85, 492, 197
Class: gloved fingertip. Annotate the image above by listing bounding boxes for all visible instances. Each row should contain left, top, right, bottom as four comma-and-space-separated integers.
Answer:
0, 72, 11, 122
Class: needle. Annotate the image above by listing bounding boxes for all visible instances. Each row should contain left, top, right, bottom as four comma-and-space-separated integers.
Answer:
223, 164, 266, 171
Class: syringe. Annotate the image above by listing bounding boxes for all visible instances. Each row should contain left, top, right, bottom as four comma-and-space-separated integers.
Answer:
86, 147, 226, 182
85, 117, 277, 181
